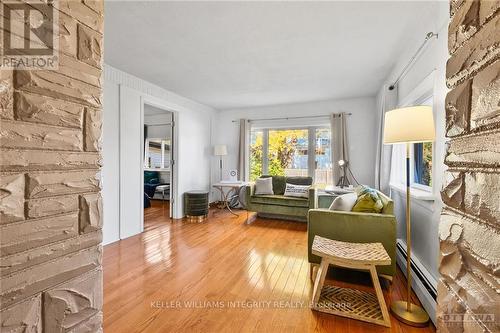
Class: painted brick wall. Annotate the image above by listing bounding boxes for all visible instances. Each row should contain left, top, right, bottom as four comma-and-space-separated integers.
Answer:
0, 1, 104, 331
438, 0, 499, 332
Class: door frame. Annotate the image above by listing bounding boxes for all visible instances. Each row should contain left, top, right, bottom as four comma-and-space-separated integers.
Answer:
141, 95, 179, 226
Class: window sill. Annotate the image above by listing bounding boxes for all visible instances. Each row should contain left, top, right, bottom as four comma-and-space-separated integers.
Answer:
389, 183, 436, 201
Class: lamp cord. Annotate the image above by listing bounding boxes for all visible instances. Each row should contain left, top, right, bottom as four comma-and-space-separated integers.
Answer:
346, 165, 360, 185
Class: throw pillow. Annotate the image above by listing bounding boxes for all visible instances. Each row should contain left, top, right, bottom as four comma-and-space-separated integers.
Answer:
254, 177, 274, 195
352, 185, 384, 213
284, 183, 310, 198
329, 192, 357, 211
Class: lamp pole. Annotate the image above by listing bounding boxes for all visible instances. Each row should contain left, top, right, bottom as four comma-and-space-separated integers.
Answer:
383, 105, 434, 327
405, 142, 412, 312
389, 142, 429, 326
219, 156, 223, 181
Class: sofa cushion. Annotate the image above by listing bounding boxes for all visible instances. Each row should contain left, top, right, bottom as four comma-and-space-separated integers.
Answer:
379, 191, 394, 215
250, 194, 309, 208
287, 176, 313, 186
255, 177, 274, 195
284, 183, 310, 198
329, 192, 357, 211
352, 185, 384, 213
261, 175, 286, 194
261, 175, 313, 195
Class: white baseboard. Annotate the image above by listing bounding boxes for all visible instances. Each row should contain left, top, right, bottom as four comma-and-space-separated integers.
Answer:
396, 239, 437, 325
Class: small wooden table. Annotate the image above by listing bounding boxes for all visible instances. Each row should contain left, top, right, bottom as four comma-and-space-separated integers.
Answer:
311, 236, 391, 327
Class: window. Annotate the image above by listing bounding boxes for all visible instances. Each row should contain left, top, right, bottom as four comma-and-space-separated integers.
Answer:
268, 129, 309, 177
249, 127, 331, 185
413, 96, 433, 188
250, 130, 264, 181
414, 142, 432, 187
389, 95, 435, 193
144, 138, 170, 169
315, 128, 333, 186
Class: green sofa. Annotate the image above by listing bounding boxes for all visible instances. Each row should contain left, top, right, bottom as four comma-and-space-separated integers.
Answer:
245, 175, 317, 221
307, 190, 396, 279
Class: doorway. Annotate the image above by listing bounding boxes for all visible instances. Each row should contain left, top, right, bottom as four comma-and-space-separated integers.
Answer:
143, 103, 175, 222
113, 86, 180, 242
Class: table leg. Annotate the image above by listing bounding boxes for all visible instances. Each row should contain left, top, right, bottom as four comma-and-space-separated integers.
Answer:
309, 263, 319, 282
223, 187, 238, 217
369, 265, 391, 327
215, 186, 238, 217
311, 259, 329, 308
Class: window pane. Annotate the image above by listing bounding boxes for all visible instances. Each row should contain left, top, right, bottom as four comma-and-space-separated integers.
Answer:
414, 142, 432, 186
147, 139, 163, 168
250, 130, 263, 181
268, 129, 308, 177
315, 128, 332, 186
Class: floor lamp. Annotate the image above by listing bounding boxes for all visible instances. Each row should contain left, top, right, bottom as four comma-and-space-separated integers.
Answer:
336, 159, 350, 188
383, 105, 435, 327
214, 144, 227, 181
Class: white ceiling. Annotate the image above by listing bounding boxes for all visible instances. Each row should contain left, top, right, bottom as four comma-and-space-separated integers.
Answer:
105, 1, 439, 110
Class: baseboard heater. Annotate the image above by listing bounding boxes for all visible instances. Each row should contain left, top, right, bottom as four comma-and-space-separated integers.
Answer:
396, 239, 437, 324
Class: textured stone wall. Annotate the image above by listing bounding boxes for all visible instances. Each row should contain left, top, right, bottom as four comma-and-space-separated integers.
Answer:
0, 1, 104, 331
438, 0, 499, 332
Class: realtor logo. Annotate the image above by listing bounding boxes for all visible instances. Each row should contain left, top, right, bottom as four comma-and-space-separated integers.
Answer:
1, 0, 59, 69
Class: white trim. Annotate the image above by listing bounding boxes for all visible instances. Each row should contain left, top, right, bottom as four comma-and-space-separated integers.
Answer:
307, 126, 317, 179
389, 182, 435, 201
412, 182, 432, 193
399, 70, 435, 108
396, 239, 437, 325
140, 99, 145, 232
141, 95, 179, 219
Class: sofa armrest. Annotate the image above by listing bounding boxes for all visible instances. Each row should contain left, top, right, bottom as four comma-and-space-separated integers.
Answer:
245, 183, 255, 208
308, 186, 317, 209
307, 209, 397, 275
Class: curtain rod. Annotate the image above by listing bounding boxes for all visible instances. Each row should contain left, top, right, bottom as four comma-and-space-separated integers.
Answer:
231, 113, 352, 123
388, 32, 438, 91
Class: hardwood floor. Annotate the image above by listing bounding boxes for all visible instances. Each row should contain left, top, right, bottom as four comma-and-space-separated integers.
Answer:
103, 202, 436, 333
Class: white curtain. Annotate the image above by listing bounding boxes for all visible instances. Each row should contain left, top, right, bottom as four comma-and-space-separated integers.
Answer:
237, 119, 249, 181
374, 85, 398, 194
330, 112, 349, 184
390, 143, 406, 185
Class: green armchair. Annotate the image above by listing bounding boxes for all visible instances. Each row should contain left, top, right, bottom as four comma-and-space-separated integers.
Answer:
245, 175, 317, 222
307, 190, 396, 279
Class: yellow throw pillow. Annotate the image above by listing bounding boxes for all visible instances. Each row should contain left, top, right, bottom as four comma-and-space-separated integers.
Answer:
352, 185, 384, 213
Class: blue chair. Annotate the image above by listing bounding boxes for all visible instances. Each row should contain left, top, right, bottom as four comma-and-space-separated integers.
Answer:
144, 171, 160, 208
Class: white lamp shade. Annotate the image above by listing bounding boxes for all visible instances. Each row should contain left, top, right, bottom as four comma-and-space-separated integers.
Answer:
214, 144, 228, 156
383, 106, 435, 144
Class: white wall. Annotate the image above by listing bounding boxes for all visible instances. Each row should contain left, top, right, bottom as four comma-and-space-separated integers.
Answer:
102, 64, 216, 245
119, 86, 144, 239
211, 97, 377, 199
375, 1, 449, 322
102, 79, 120, 245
